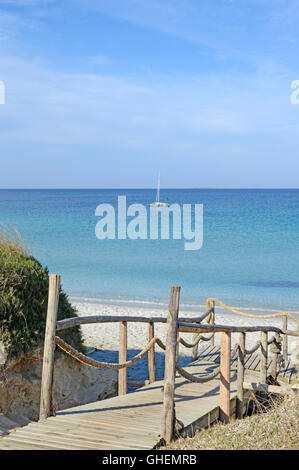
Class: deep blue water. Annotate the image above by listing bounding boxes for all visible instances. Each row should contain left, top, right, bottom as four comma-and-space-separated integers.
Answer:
1, 188, 299, 311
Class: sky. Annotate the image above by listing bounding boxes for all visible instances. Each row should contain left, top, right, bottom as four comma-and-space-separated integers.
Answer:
0, 0, 299, 188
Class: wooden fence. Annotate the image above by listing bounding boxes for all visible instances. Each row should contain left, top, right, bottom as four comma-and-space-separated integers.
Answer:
39, 274, 299, 444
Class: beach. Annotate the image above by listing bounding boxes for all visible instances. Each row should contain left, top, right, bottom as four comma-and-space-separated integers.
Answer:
72, 299, 299, 384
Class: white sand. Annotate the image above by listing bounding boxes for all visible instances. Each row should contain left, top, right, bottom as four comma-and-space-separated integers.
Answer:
71, 300, 298, 358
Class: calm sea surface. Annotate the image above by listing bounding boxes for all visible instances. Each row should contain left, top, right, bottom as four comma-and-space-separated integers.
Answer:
1, 189, 299, 312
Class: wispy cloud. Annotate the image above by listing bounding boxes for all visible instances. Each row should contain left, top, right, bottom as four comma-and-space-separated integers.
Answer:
89, 54, 112, 66
0, 0, 299, 187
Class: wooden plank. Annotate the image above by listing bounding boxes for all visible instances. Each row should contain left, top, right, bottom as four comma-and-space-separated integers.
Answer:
11, 425, 155, 449
0, 440, 51, 450
43, 415, 161, 431
199, 345, 220, 363
0, 435, 90, 450
251, 355, 261, 371
1, 426, 152, 450
244, 353, 254, 368
195, 344, 215, 361
247, 352, 257, 369
40, 274, 60, 421
244, 382, 298, 396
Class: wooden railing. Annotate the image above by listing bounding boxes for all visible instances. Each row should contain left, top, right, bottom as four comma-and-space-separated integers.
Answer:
39, 275, 299, 446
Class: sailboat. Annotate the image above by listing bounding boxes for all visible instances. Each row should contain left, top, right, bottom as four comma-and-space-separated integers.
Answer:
150, 173, 169, 207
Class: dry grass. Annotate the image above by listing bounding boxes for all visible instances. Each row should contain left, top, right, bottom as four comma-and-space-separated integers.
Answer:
0, 226, 28, 255
165, 394, 299, 450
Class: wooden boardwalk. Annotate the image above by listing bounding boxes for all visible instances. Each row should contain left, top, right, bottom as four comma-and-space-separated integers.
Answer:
0, 344, 296, 450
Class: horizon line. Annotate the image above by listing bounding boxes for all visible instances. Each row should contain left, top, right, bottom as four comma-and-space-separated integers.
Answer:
0, 187, 299, 191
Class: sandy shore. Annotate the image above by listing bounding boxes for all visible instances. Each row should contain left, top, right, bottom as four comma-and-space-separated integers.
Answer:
71, 300, 298, 360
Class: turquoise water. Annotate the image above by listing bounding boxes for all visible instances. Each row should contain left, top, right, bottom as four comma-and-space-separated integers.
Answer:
1, 189, 299, 312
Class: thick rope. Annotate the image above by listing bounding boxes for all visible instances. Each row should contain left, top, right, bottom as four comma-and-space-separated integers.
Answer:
207, 298, 299, 324
175, 363, 220, 383
55, 336, 166, 370
175, 344, 238, 384
236, 335, 276, 357
179, 334, 213, 348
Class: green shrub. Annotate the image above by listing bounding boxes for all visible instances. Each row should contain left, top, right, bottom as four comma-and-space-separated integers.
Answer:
0, 229, 83, 359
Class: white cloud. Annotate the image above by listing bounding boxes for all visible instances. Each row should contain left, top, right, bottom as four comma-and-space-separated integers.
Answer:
89, 54, 111, 66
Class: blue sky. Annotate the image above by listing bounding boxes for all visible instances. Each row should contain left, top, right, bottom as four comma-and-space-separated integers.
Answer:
0, 0, 298, 188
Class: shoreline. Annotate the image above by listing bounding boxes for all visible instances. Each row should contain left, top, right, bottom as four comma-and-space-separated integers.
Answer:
71, 299, 299, 359
69, 295, 299, 315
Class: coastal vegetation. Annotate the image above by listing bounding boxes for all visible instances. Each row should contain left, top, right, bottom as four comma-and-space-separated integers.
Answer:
166, 334, 299, 451
0, 228, 83, 360
165, 394, 299, 450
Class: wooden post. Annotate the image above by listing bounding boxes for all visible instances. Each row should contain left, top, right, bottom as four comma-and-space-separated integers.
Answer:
176, 332, 180, 362
162, 286, 180, 444
271, 333, 280, 380
209, 300, 215, 347
236, 332, 245, 419
192, 333, 200, 361
39, 274, 60, 421
282, 317, 288, 361
118, 321, 127, 395
219, 332, 231, 424
260, 331, 268, 384
148, 321, 156, 384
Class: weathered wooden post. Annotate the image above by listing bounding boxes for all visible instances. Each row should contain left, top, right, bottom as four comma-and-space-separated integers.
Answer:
260, 331, 268, 384
176, 332, 180, 362
208, 300, 215, 347
118, 321, 128, 395
219, 331, 231, 424
236, 332, 245, 419
148, 321, 156, 384
192, 333, 200, 361
39, 274, 60, 421
270, 333, 281, 380
162, 286, 180, 444
282, 317, 288, 361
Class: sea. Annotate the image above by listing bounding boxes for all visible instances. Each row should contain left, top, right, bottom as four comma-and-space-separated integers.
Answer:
1, 188, 299, 314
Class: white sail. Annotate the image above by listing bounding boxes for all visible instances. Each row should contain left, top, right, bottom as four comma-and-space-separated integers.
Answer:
156, 172, 160, 203
150, 173, 169, 207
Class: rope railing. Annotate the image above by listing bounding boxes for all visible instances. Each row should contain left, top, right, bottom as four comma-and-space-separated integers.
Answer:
175, 344, 239, 384
179, 333, 213, 349
39, 275, 298, 446
207, 297, 299, 324
243, 335, 276, 356
55, 335, 166, 370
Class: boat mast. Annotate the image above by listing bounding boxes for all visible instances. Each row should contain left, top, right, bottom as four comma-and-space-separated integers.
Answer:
156, 172, 160, 203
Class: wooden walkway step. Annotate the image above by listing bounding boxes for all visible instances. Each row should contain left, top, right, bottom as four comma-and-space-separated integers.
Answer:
0, 345, 295, 450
